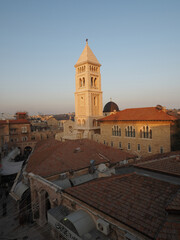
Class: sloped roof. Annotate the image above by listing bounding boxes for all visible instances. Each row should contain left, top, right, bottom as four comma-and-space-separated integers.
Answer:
65, 173, 180, 239
135, 155, 180, 177
157, 222, 180, 240
26, 138, 134, 177
99, 107, 177, 122
75, 42, 101, 67
0, 119, 30, 125
53, 114, 70, 121
166, 191, 180, 211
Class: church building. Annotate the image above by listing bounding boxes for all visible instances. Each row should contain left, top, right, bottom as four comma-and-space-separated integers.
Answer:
61, 40, 103, 140
57, 41, 177, 157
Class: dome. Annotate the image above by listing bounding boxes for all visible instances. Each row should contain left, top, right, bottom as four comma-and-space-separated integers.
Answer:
103, 101, 119, 113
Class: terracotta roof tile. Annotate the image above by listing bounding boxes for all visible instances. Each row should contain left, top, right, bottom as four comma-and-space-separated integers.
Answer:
65, 173, 180, 239
0, 119, 30, 125
166, 191, 180, 211
26, 139, 134, 177
135, 156, 180, 177
157, 222, 180, 240
99, 107, 177, 122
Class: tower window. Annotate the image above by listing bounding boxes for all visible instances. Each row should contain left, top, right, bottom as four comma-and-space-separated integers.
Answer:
94, 78, 97, 87
79, 78, 82, 87
83, 77, 85, 86
94, 96, 97, 106
128, 143, 131, 150
91, 77, 93, 87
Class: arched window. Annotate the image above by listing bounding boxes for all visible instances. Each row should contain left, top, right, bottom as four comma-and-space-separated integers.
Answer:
112, 126, 121, 136
83, 77, 85, 86
140, 126, 152, 139
94, 78, 97, 87
79, 78, 82, 87
112, 127, 114, 136
91, 77, 93, 87
125, 126, 135, 138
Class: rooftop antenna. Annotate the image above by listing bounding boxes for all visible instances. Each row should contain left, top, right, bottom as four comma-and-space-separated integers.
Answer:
110, 98, 112, 102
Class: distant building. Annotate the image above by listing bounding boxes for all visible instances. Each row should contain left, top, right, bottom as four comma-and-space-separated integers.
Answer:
0, 112, 57, 157
47, 114, 70, 130
0, 112, 35, 156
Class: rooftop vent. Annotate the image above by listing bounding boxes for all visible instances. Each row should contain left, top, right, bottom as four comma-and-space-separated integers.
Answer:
97, 164, 107, 173
97, 218, 110, 235
156, 104, 163, 110
89, 160, 96, 174
74, 147, 81, 153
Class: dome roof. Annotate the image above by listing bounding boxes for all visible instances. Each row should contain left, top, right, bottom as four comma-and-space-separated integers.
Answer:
103, 101, 119, 113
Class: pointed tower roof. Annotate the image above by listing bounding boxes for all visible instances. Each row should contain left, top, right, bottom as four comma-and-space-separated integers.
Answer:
75, 40, 101, 67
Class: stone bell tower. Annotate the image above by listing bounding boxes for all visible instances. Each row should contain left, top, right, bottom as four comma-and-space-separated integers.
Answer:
74, 40, 103, 138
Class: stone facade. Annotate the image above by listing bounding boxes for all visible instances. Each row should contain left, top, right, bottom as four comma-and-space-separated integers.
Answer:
93, 121, 172, 157
0, 117, 33, 155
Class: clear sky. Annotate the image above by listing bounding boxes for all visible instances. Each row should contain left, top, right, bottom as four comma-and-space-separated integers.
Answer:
0, 0, 180, 115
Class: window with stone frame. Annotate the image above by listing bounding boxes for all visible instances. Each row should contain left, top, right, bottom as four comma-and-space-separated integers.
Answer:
137, 144, 141, 151
21, 126, 27, 133
112, 125, 121, 136
125, 126, 135, 137
148, 145, 152, 153
160, 146, 164, 154
140, 126, 152, 139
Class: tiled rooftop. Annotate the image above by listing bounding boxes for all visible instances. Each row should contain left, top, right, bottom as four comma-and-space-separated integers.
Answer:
99, 107, 177, 122
135, 155, 180, 177
26, 139, 134, 177
166, 191, 180, 211
65, 173, 180, 239
157, 222, 180, 240
0, 119, 30, 125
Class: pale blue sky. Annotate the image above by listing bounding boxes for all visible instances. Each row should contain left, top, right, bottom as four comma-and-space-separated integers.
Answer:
0, 0, 180, 115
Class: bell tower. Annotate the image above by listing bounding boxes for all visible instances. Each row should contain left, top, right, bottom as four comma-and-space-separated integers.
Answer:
74, 40, 103, 137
